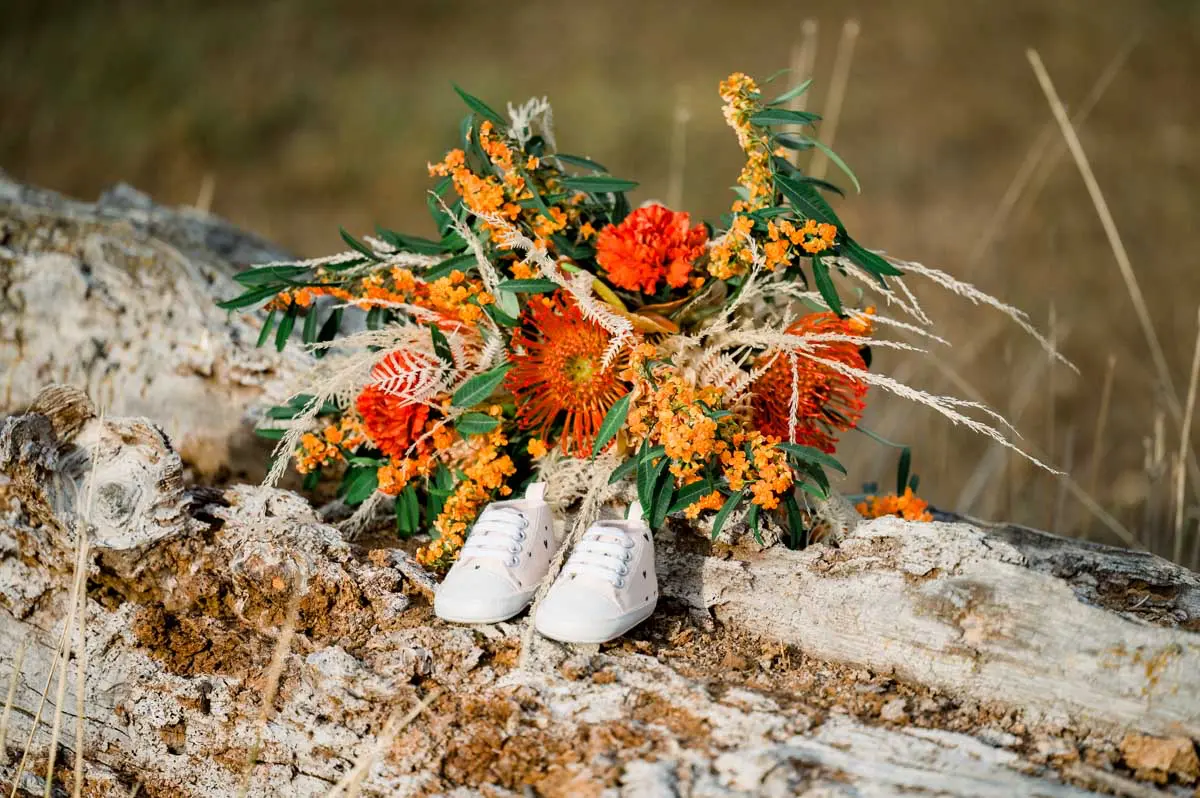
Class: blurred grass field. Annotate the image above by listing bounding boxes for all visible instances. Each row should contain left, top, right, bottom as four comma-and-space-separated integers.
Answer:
4, 0, 1200, 564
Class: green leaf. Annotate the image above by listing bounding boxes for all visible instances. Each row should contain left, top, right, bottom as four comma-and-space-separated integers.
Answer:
747, 503, 762, 545
558, 176, 639, 193
842, 239, 904, 278
498, 278, 560, 294
808, 137, 861, 193
551, 153, 609, 172
348, 456, 388, 467
607, 445, 664, 485
455, 412, 500, 436
776, 442, 847, 474
773, 134, 817, 152
650, 466, 675, 530
314, 307, 343, 358
302, 307, 320, 345
256, 309, 277, 348
483, 303, 519, 327
592, 393, 632, 457
275, 307, 297, 352
749, 108, 822, 127
451, 364, 511, 408
776, 174, 842, 227
342, 466, 379, 506
218, 285, 282, 311
798, 481, 830, 501
234, 264, 309, 286
254, 427, 286, 441
339, 227, 380, 261
302, 470, 321, 491
376, 226, 447, 255
667, 478, 714, 514
783, 493, 807, 550
396, 484, 420, 537
550, 234, 594, 261
453, 84, 507, 127
711, 489, 746, 541
896, 447, 913, 496
811, 253, 843, 316
429, 323, 454, 366
425, 252, 477, 282
766, 78, 814, 107
365, 307, 384, 331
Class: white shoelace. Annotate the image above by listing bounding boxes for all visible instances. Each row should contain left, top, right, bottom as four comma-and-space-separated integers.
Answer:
460, 506, 529, 568
562, 525, 636, 587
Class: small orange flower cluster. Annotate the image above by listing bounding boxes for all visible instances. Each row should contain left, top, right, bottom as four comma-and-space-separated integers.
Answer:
719, 72, 772, 213
720, 430, 794, 510
763, 219, 839, 270
416, 430, 516, 569
707, 215, 755, 280
527, 437, 549, 458
856, 487, 933, 522
294, 415, 367, 475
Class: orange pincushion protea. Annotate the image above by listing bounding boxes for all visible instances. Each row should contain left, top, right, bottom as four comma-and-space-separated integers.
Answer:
595, 204, 708, 294
506, 293, 629, 456
750, 312, 869, 453
356, 350, 439, 460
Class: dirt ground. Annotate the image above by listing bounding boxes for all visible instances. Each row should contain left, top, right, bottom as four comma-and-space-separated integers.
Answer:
4, 0, 1200, 563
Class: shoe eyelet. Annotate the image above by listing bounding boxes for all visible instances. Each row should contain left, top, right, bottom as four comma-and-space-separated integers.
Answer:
507, 556, 519, 568
618, 564, 628, 575
509, 544, 520, 554
622, 551, 632, 562
614, 578, 625, 589
622, 538, 634, 549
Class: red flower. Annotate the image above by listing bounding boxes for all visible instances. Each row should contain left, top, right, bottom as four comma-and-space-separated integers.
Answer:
505, 293, 629, 456
356, 350, 438, 460
595, 204, 708, 294
750, 312, 869, 453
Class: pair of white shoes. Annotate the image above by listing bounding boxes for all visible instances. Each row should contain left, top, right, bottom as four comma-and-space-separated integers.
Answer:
433, 482, 658, 644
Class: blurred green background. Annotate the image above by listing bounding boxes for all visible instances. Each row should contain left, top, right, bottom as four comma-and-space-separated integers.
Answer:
5, 0, 1200, 562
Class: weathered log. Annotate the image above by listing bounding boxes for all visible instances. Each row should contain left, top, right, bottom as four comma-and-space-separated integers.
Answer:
0, 174, 305, 480
3, 395, 1198, 796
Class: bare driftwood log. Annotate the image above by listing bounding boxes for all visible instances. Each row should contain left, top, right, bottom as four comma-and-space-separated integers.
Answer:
3, 390, 1199, 796
0, 174, 306, 480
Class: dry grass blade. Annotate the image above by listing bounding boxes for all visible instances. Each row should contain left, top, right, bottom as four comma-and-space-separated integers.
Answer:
809, 18, 859, 181
72, 558, 89, 798
1027, 48, 1200, 500
965, 35, 1136, 276
786, 19, 819, 168
1, 639, 27, 760
194, 173, 215, 214
1173, 306, 1200, 564
326, 687, 444, 798
237, 594, 302, 798
1081, 354, 1118, 539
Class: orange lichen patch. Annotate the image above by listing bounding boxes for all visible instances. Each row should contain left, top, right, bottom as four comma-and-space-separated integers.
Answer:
856, 487, 934, 522
506, 293, 630, 457
594, 204, 708, 294
751, 311, 870, 453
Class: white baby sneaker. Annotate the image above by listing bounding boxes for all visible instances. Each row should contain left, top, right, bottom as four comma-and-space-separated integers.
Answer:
534, 501, 658, 644
434, 482, 558, 624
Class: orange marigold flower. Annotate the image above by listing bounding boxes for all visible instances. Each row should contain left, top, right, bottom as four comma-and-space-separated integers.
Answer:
356, 351, 439, 460
856, 487, 933, 522
595, 204, 708, 294
750, 312, 870, 453
505, 292, 630, 457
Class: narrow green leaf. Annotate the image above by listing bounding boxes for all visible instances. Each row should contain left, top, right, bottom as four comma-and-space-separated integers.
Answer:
667, 478, 714, 514
776, 174, 842, 227
314, 307, 343, 358
348, 456, 388, 467
842, 239, 904, 278
650, 467, 675, 530
342, 466, 379, 506
783, 493, 806, 550
636, 440, 655, 510
234, 264, 309, 286
365, 307, 384, 331
301, 307, 320, 345
425, 252, 477, 281
811, 254, 843, 316
559, 176, 639, 193
607, 445, 664, 485
483, 303, 519, 327
773, 134, 817, 152
711, 489, 746, 541
777, 442, 847, 474
256, 309, 277, 348
749, 108, 822, 127
807, 137, 861, 193
591, 392, 632, 457
766, 78, 814, 107
303, 470, 321, 491
429, 323, 454, 366
254, 427, 286, 441
455, 412, 500, 436
451, 363, 511, 408
747, 503, 762, 545
275, 307, 297, 352
498, 278, 560, 294
453, 84, 507, 127
376, 226, 446, 255
896, 447, 913, 496
551, 153, 609, 172
339, 226, 380, 261
218, 285, 282, 311
798, 481, 829, 501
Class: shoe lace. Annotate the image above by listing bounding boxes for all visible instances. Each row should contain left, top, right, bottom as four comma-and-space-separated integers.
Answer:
563, 525, 635, 587
460, 506, 529, 568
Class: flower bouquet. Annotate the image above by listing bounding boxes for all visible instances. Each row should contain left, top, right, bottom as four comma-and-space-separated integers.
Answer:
221, 71, 1058, 571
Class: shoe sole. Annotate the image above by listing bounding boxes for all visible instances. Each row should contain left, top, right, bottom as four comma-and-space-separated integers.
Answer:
434, 593, 535, 625
534, 600, 657, 645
